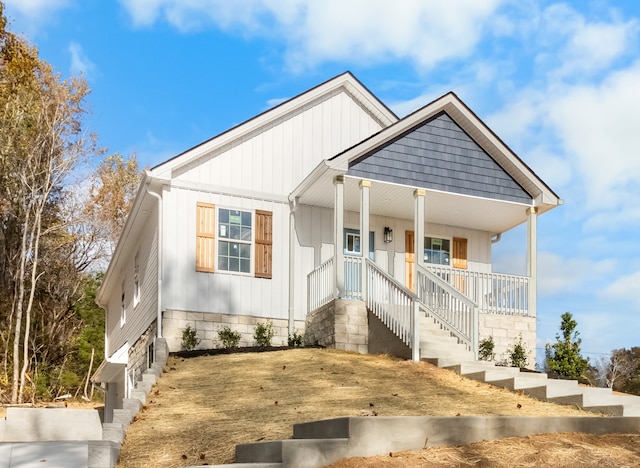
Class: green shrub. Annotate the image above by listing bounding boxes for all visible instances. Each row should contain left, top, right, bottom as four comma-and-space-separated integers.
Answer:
181, 324, 201, 351
254, 321, 274, 347
218, 326, 241, 349
288, 330, 304, 347
507, 334, 528, 368
478, 336, 495, 361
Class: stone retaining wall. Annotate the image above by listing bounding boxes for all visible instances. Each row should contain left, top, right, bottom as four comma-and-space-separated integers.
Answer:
305, 299, 368, 354
479, 313, 536, 368
163, 310, 306, 352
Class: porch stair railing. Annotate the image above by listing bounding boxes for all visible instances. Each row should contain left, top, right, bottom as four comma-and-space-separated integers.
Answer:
366, 260, 421, 361
416, 265, 479, 358
307, 259, 498, 361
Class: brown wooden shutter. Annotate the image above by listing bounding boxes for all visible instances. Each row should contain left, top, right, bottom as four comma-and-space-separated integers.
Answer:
255, 210, 272, 279
452, 237, 468, 270
196, 203, 216, 272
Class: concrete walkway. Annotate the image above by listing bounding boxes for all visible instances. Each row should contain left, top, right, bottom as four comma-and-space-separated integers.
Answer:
0, 441, 88, 468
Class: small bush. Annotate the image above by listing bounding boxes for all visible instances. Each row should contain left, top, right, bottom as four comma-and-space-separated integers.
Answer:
478, 336, 495, 361
288, 330, 304, 347
181, 324, 201, 351
507, 334, 528, 368
218, 326, 241, 349
254, 321, 274, 347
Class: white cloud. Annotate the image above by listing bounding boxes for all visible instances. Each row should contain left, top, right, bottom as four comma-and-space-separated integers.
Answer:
68, 42, 98, 80
4, 0, 70, 24
118, 0, 505, 71
549, 61, 640, 212
537, 251, 615, 296
602, 271, 640, 307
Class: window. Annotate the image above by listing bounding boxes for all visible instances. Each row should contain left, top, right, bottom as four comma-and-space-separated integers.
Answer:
424, 237, 450, 265
147, 341, 155, 368
120, 286, 126, 327
218, 208, 252, 273
344, 228, 375, 260
424, 236, 468, 269
196, 203, 272, 278
133, 251, 140, 307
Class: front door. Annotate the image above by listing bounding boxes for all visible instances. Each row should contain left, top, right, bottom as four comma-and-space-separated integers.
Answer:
405, 231, 415, 292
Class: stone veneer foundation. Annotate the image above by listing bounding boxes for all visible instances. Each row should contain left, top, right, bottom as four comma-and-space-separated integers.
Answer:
479, 313, 536, 367
305, 299, 368, 354
162, 310, 306, 352
128, 321, 157, 383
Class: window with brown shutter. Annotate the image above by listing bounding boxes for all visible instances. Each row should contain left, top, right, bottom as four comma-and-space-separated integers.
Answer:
255, 210, 272, 279
452, 237, 468, 270
196, 202, 216, 272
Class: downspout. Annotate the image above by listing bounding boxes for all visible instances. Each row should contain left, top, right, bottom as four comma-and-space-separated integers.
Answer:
288, 197, 299, 335
146, 186, 163, 339
491, 233, 502, 244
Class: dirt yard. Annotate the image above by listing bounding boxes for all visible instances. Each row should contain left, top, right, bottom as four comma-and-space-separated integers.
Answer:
113, 348, 640, 467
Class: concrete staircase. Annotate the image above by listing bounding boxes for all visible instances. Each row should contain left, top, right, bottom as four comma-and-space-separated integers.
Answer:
417, 313, 640, 417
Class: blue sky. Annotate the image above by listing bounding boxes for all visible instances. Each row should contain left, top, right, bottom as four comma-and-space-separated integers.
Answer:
5, 0, 640, 363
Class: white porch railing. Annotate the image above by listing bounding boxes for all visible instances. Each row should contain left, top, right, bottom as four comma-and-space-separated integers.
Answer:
417, 265, 478, 356
367, 260, 420, 361
424, 265, 530, 316
344, 256, 363, 300
307, 257, 335, 312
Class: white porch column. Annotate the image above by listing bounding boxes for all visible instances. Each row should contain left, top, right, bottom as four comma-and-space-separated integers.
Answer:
359, 180, 371, 301
527, 206, 538, 317
334, 176, 345, 297
413, 189, 426, 291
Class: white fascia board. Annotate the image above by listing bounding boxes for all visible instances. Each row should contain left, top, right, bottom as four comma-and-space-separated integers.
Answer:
152, 73, 397, 178
289, 160, 342, 203
96, 172, 170, 307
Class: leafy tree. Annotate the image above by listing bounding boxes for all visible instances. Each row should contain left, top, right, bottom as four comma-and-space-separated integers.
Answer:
545, 312, 589, 380
87, 152, 142, 254
0, 3, 100, 403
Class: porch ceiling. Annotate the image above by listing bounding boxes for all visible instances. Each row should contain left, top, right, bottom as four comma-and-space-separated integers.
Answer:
296, 175, 533, 234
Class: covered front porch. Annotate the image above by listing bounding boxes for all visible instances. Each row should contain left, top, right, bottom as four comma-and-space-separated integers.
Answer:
295, 173, 541, 362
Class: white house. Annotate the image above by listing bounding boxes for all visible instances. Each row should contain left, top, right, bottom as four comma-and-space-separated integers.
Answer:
92, 72, 561, 422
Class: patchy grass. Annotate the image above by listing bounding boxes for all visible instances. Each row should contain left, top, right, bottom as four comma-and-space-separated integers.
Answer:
118, 348, 599, 467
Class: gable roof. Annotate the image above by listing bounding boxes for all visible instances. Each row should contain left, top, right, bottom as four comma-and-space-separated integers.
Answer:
347, 112, 532, 205
326, 91, 560, 208
151, 72, 398, 179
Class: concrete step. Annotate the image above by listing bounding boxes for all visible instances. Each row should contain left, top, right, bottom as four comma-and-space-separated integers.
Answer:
521, 379, 581, 400
235, 438, 350, 467
421, 355, 476, 368
487, 373, 554, 391
549, 387, 614, 408
112, 408, 134, 426
583, 404, 640, 417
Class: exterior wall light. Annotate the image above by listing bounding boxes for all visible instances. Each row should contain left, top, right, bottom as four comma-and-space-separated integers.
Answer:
383, 227, 393, 243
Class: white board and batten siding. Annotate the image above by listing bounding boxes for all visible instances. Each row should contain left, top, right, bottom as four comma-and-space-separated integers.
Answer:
172, 89, 386, 197
294, 205, 494, 306
105, 208, 159, 357
162, 186, 291, 320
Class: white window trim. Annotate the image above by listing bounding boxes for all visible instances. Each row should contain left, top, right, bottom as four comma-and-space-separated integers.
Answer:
424, 235, 451, 266
216, 206, 254, 276
343, 228, 375, 260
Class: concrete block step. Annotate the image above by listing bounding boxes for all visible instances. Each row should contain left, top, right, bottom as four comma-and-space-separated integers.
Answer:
102, 422, 125, 444
235, 438, 350, 466
421, 356, 476, 368
583, 404, 640, 417
123, 398, 143, 413
487, 374, 553, 391
549, 387, 614, 408
521, 379, 580, 400
130, 389, 147, 405
112, 408, 134, 426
